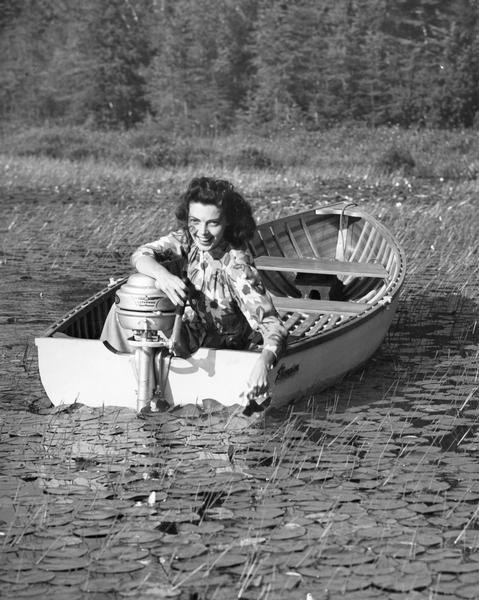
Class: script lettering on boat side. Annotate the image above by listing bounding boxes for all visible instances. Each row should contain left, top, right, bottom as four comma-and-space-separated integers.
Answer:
275, 363, 299, 382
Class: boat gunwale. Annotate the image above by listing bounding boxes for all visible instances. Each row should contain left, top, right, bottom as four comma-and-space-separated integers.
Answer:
42, 277, 127, 338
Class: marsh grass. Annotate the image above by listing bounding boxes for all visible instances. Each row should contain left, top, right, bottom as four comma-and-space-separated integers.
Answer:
3, 125, 479, 198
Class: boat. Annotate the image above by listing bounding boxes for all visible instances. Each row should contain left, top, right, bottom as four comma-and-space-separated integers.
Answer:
35, 201, 406, 411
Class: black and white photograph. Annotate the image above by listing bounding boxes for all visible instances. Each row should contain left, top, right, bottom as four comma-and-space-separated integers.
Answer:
1, 1, 478, 598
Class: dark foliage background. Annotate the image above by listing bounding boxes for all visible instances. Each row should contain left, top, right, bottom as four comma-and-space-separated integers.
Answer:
1, 0, 478, 131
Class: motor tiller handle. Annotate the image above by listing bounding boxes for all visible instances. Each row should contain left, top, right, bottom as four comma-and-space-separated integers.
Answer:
169, 276, 189, 356
170, 304, 184, 355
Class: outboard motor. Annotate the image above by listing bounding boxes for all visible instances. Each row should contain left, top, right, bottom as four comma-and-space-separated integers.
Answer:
115, 273, 184, 411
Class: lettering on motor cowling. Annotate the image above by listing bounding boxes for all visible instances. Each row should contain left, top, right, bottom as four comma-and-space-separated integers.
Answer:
275, 363, 299, 382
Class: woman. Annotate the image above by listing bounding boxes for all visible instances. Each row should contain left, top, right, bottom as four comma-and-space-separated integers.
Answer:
102, 177, 287, 399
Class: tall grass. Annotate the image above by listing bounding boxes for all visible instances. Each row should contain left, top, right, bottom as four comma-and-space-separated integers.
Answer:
2, 124, 479, 199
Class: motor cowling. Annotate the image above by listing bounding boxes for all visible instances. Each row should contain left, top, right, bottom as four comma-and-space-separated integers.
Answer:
115, 273, 176, 341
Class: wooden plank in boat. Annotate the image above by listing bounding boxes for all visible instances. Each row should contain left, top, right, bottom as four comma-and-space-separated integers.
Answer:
322, 313, 343, 332
272, 296, 369, 315
290, 314, 319, 337
315, 206, 364, 218
307, 313, 338, 336
282, 311, 303, 331
256, 255, 387, 278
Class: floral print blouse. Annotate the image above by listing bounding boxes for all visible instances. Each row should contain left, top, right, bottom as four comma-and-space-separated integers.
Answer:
131, 229, 288, 357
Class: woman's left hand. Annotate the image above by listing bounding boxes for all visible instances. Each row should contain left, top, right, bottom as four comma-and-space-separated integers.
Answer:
246, 358, 270, 399
245, 348, 275, 400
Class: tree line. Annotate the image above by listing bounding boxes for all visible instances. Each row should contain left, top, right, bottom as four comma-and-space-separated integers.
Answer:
1, 0, 478, 131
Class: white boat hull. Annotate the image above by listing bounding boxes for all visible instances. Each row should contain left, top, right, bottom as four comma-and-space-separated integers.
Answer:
35, 298, 397, 410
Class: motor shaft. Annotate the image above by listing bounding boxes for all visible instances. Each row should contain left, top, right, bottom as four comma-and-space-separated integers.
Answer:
135, 345, 155, 412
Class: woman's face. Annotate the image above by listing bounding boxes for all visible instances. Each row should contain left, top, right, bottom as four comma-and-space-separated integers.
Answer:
188, 202, 226, 252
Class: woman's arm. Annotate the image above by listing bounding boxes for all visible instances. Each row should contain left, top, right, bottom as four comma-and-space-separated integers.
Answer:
226, 250, 288, 398
131, 230, 189, 306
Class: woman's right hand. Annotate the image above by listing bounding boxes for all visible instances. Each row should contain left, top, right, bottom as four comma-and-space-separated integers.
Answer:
135, 256, 187, 306
154, 271, 187, 306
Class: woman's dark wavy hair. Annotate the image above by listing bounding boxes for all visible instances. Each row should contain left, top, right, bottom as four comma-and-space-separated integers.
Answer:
175, 177, 256, 248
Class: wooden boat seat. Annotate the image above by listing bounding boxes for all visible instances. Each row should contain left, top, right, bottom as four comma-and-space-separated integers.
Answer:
272, 296, 369, 315
255, 255, 388, 278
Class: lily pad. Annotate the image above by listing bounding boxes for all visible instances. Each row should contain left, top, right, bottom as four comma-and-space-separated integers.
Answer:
119, 529, 165, 545
264, 539, 308, 554
2, 584, 53, 598
38, 557, 90, 571
202, 507, 236, 520
373, 571, 432, 591
215, 552, 249, 568
80, 577, 124, 593
194, 521, 225, 534
90, 560, 145, 573
0, 570, 55, 584
173, 543, 207, 559
124, 584, 181, 598
433, 560, 479, 574
73, 526, 114, 538
457, 584, 479, 599
42, 545, 89, 559
270, 523, 306, 540
323, 551, 375, 567
155, 510, 200, 523
75, 508, 122, 520
1, 558, 38, 571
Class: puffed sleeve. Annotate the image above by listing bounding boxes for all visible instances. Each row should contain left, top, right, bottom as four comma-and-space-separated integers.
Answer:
226, 249, 288, 359
131, 229, 189, 268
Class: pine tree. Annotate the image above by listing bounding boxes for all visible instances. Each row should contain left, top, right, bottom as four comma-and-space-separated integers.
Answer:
380, 0, 479, 126
147, 0, 217, 132
146, 0, 255, 132
248, 0, 331, 126
213, 0, 258, 123
0, 0, 68, 122
76, 0, 153, 128
429, 0, 479, 126
1, 0, 479, 129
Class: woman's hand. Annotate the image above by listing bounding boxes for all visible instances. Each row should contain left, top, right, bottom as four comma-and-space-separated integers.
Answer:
135, 255, 187, 306
154, 271, 187, 306
245, 348, 275, 400
246, 359, 269, 399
